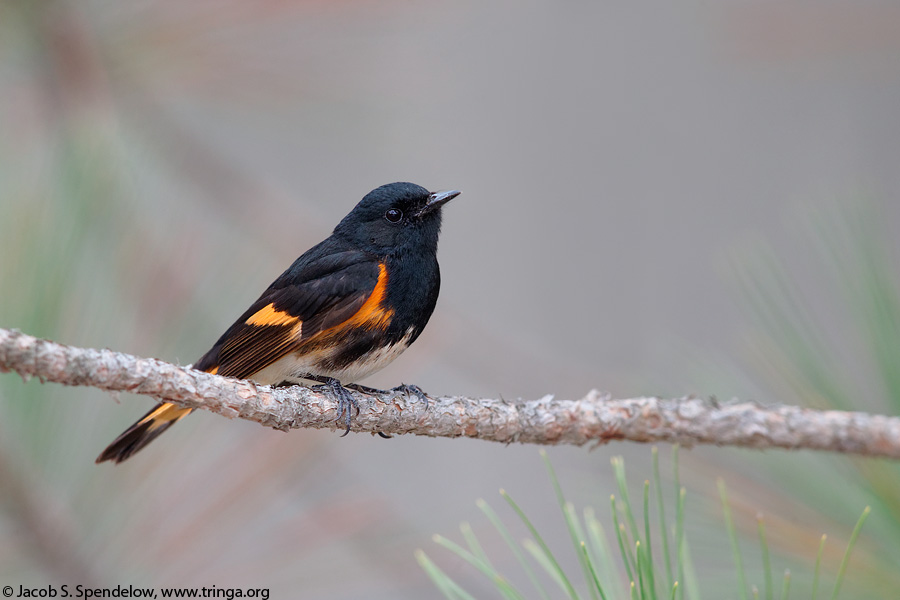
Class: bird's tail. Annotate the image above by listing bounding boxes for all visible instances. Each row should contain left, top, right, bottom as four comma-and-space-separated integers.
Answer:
95, 402, 193, 464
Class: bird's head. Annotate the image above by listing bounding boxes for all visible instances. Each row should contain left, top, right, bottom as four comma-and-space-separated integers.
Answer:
334, 182, 460, 255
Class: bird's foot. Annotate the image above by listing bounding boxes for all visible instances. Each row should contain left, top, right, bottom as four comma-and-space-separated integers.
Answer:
347, 382, 430, 410
392, 383, 430, 409
345, 382, 430, 439
312, 377, 359, 436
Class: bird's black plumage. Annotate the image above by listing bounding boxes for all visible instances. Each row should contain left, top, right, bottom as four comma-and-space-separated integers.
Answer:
97, 182, 459, 464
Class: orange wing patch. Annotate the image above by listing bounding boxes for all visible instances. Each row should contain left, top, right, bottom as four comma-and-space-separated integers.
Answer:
345, 263, 393, 331
246, 303, 302, 328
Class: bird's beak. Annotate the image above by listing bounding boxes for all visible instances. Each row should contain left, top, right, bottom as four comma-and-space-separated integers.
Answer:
419, 189, 461, 215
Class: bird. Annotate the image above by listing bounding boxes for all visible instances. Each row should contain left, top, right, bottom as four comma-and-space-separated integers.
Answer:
96, 182, 459, 464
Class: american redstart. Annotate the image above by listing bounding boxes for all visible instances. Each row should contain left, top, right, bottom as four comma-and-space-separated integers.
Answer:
97, 182, 459, 464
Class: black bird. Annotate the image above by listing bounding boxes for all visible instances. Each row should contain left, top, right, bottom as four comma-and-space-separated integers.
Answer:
97, 182, 459, 464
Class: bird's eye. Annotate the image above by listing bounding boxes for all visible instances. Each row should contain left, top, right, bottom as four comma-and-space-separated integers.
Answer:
384, 208, 403, 223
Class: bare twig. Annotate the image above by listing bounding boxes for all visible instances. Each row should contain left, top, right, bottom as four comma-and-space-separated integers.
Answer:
1, 327, 899, 459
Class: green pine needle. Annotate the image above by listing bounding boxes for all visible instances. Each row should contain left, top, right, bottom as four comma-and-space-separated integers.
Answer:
522, 538, 573, 598
424, 450, 869, 600
416, 549, 479, 600
503, 489, 579, 600
586, 508, 628, 600
812, 534, 826, 600
460, 521, 492, 569
653, 447, 675, 590
780, 570, 791, 600
636, 541, 647, 599
718, 479, 748, 600
541, 450, 600, 600
643, 480, 659, 600
830, 506, 870, 600
757, 514, 773, 600
477, 498, 551, 600
612, 495, 637, 583
580, 540, 610, 600
680, 534, 702, 600
676, 487, 687, 600
612, 457, 642, 546
432, 534, 523, 600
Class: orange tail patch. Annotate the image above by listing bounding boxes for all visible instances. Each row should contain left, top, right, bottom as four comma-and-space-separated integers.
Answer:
95, 402, 193, 464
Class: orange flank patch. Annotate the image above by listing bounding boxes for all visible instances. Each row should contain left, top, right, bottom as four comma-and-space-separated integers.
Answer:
207, 366, 219, 375
346, 263, 394, 330
139, 403, 192, 431
246, 303, 301, 327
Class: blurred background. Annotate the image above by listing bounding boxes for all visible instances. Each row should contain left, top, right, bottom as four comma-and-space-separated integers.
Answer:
1, 0, 899, 598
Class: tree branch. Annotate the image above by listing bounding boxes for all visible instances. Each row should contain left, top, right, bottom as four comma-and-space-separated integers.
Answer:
1, 327, 899, 459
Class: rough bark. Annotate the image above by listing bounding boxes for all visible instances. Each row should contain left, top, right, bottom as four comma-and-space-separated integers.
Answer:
2, 328, 899, 458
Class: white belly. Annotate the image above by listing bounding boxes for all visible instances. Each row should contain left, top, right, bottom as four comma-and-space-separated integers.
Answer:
249, 329, 415, 386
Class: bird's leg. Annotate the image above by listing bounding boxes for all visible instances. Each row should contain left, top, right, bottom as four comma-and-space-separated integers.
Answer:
344, 383, 394, 438
310, 376, 359, 436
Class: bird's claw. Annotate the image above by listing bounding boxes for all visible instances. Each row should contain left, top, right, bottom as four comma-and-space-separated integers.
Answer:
392, 383, 430, 410
313, 377, 359, 436
343, 382, 430, 438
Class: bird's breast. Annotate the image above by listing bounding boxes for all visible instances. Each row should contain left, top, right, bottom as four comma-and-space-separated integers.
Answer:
250, 326, 416, 385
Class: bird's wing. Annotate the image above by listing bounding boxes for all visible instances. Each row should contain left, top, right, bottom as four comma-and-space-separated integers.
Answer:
194, 251, 385, 380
